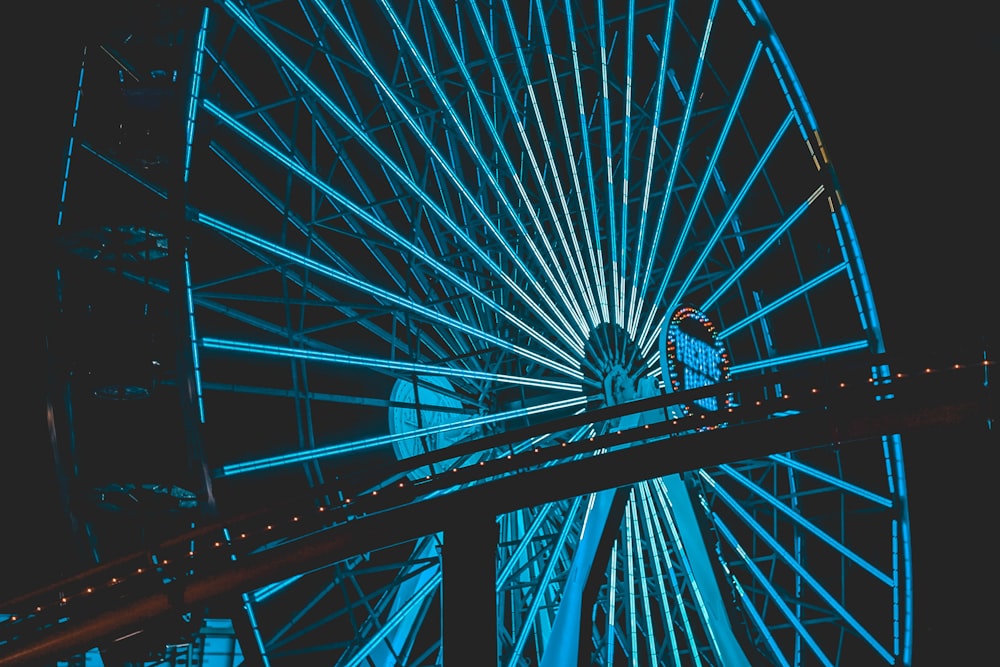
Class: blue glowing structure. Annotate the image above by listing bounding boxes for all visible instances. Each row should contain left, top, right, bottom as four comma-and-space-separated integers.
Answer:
47, 0, 912, 665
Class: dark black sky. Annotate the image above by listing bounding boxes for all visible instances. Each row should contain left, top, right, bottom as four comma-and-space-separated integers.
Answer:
8, 1, 997, 664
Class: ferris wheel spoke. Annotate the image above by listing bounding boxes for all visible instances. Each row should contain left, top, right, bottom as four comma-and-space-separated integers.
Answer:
702, 476, 896, 663
360, 0, 591, 348
503, 495, 586, 667
529, 0, 603, 329
710, 464, 894, 586
718, 261, 849, 341
699, 184, 825, 311
562, 0, 610, 325
626, 0, 717, 339
219, 393, 593, 477
650, 476, 751, 664
625, 0, 676, 341
625, 493, 658, 662
487, 2, 601, 333
457, 4, 594, 338
448, 3, 596, 344
634, 483, 683, 666
595, 0, 622, 330
197, 211, 583, 380
639, 109, 796, 355
713, 513, 837, 667
634, 40, 766, 349
766, 453, 894, 507
199, 338, 583, 393
224, 4, 588, 349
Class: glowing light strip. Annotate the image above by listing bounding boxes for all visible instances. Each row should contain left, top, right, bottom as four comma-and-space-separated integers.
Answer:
341, 572, 442, 667
627, 0, 676, 336
788, 464, 805, 666
595, 3, 620, 328
183, 8, 209, 182
715, 464, 892, 585
251, 576, 301, 603
700, 184, 824, 311
887, 433, 913, 662
563, 0, 609, 324
56, 47, 87, 228
459, 3, 591, 336
617, 0, 636, 329
630, 491, 659, 663
726, 566, 793, 667
624, 491, 639, 666
633, 41, 764, 349
718, 261, 849, 340
728, 340, 869, 375
443, 5, 588, 345
462, 7, 586, 334
607, 539, 617, 665
497, 503, 557, 588
223, 1, 585, 355
182, 248, 206, 423
366, 0, 585, 349
201, 337, 581, 392
197, 211, 581, 379
629, 485, 664, 665
637, 483, 683, 667
496, 2, 597, 333
649, 479, 702, 658
241, 593, 272, 667
641, 110, 796, 354
631, 0, 717, 339
203, 120, 541, 369
506, 495, 584, 667
700, 472, 894, 662
218, 394, 590, 477
768, 454, 893, 508
711, 514, 834, 667
533, 0, 601, 327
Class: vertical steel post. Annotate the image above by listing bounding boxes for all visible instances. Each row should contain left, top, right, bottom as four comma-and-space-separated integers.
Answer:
442, 515, 498, 665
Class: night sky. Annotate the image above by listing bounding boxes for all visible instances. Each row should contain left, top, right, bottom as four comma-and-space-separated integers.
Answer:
7, 1, 997, 664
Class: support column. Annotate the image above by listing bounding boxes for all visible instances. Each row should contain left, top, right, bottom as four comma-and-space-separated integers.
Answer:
442, 515, 498, 666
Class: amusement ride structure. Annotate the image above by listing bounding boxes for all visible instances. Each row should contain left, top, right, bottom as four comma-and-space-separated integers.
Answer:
3, 0, 993, 665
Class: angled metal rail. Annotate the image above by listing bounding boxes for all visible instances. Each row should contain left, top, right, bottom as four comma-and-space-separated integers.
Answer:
1, 355, 992, 665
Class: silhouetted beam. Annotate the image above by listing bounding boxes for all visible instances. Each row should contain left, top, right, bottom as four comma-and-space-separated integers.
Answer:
1, 385, 990, 665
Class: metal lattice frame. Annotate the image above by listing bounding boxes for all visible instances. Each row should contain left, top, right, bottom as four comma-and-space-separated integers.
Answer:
47, 0, 912, 665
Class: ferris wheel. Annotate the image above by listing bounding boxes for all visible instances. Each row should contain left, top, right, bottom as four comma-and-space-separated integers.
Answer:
50, 0, 912, 665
